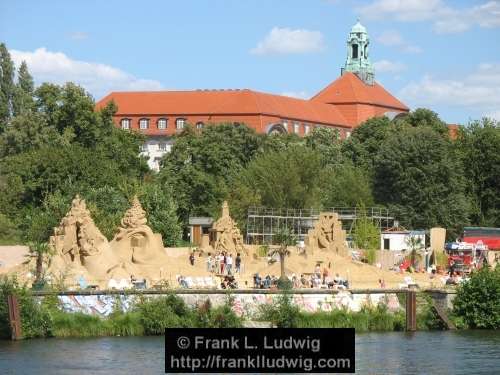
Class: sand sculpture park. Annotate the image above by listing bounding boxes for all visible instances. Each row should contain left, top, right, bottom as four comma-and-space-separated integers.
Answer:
4, 196, 434, 290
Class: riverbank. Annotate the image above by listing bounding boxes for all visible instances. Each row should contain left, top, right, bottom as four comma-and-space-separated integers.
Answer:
0, 285, 446, 339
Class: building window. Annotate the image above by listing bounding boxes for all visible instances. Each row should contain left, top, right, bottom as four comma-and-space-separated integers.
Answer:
352, 44, 358, 59
282, 121, 288, 131
196, 122, 204, 129
346, 131, 351, 138
158, 143, 167, 151
121, 118, 130, 130
293, 122, 300, 134
139, 118, 149, 130
140, 144, 148, 152
304, 124, 310, 135
157, 118, 167, 129
176, 118, 186, 130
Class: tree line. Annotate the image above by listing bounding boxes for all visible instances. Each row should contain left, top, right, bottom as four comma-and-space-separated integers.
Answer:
0, 42, 498, 246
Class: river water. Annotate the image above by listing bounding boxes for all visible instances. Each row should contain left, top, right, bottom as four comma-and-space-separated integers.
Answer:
0, 331, 498, 374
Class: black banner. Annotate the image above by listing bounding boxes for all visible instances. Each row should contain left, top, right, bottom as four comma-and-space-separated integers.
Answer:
165, 328, 355, 373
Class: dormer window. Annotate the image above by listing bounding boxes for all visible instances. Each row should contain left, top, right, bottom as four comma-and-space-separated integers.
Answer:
139, 118, 149, 130
176, 118, 186, 130
157, 118, 167, 130
120, 118, 131, 130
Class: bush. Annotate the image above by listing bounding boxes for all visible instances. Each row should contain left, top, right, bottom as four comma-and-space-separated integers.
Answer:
137, 295, 191, 335
453, 266, 500, 329
192, 298, 243, 328
0, 276, 52, 339
259, 293, 300, 328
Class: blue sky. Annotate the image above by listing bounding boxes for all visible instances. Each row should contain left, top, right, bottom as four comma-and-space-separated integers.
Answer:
1, 0, 499, 124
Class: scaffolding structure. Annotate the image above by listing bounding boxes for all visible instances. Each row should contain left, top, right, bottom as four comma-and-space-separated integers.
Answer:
245, 206, 396, 245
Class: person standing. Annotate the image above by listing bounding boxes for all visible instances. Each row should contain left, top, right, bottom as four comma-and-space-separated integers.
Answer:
220, 252, 225, 274
235, 253, 242, 274
214, 252, 220, 274
226, 253, 233, 275
189, 252, 195, 266
206, 253, 213, 272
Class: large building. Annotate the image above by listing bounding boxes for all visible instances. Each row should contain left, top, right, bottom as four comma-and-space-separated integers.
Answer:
96, 21, 409, 170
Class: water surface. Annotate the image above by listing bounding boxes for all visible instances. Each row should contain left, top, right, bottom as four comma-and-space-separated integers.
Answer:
0, 331, 498, 374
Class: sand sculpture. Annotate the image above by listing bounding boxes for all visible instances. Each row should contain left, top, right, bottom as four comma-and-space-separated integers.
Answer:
210, 201, 246, 254
48, 195, 122, 280
110, 196, 167, 265
305, 212, 348, 256
48, 195, 168, 284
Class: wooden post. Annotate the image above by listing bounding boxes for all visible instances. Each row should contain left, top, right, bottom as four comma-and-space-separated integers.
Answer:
7, 294, 22, 340
405, 289, 417, 331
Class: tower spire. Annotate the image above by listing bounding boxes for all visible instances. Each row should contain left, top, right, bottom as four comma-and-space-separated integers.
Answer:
342, 19, 374, 85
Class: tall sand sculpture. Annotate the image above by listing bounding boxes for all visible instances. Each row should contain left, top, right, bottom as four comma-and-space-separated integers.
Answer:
110, 196, 167, 265
211, 201, 246, 254
305, 212, 348, 256
48, 195, 170, 285
48, 195, 123, 280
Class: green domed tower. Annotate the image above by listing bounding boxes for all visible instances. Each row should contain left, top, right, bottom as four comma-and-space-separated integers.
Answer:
342, 19, 374, 85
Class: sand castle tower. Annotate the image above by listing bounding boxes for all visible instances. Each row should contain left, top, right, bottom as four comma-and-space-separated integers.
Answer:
210, 201, 246, 254
305, 212, 348, 256
110, 195, 167, 265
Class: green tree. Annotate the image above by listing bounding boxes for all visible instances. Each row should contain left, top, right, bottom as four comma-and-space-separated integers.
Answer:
159, 123, 263, 227
453, 266, 500, 329
270, 228, 297, 281
12, 61, 35, 116
457, 118, 500, 226
139, 182, 182, 246
353, 207, 379, 264
373, 126, 469, 235
305, 127, 344, 166
240, 145, 324, 209
0, 43, 15, 128
342, 116, 392, 170
28, 242, 51, 284
321, 164, 374, 208
395, 108, 449, 136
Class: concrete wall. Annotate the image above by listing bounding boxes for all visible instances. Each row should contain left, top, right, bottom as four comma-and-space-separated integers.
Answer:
48, 291, 401, 318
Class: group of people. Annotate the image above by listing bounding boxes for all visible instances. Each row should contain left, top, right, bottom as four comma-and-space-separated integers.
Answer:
253, 274, 280, 289
220, 275, 238, 289
203, 252, 242, 275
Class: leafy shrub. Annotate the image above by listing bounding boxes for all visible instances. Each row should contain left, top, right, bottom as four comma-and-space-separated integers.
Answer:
277, 278, 293, 290
453, 266, 500, 329
257, 244, 269, 257
0, 276, 52, 339
259, 293, 300, 328
137, 296, 189, 335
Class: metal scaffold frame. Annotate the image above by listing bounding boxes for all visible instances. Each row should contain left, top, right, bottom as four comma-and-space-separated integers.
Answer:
245, 206, 395, 245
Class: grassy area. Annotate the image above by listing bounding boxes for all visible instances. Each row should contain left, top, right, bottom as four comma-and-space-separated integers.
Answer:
2, 275, 478, 338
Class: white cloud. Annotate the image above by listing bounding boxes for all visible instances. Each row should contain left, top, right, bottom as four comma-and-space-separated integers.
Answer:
373, 59, 406, 73
251, 27, 325, 55
358, 0, 500, 34
280, 91, 309, 99
68, 31, 89, 41
10, 47, 163, 99
376, 30, 422, 53
400, 63, 500, 114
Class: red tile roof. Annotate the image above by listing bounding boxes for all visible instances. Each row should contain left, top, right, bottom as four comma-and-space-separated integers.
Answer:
96, 89, 351, 127
310, 72, 409, 111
